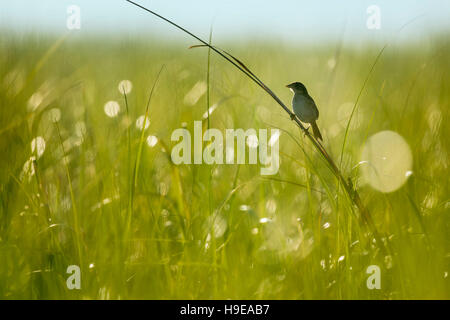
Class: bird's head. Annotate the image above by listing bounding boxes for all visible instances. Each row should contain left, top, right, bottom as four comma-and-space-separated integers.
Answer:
286, 82, 308, 95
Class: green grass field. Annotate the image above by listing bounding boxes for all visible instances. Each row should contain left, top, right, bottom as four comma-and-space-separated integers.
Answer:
0, 32, 448, 299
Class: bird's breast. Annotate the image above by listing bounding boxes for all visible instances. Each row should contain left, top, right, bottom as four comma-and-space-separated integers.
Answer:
292, 94, 319, 123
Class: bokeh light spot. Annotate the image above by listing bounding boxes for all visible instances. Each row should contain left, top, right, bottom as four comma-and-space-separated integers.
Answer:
31, 136, 46, 158
48, 108, 61, 122
146, 135, 158, 147
118, 80, 133, 95
104, 101, 120, 118
136, 115, 150, 130
27, 92, 43, 112
361, 130, 412, 193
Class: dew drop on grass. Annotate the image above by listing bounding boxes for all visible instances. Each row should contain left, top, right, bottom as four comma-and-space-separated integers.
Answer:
360, 130, 412, 193
104, 101, 120, 117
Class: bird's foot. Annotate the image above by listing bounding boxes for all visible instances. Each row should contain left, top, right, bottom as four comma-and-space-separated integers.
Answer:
290, 113, 296, 121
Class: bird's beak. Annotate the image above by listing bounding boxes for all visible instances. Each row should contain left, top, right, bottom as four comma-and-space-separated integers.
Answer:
285, 84, 290, 88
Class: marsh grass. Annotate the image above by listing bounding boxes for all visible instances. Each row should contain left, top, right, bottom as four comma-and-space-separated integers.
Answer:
0, 26, 448, 298
124, 1, 387, 255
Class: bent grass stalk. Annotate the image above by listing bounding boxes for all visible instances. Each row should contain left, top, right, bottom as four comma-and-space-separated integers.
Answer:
205, 29, 219, 296
123, 81, 132, 239
125, 65, 165, 239
339, 45, 387, 170
55, 121, 83, 266
126, 0, 385, 253
133, 65, 165, 188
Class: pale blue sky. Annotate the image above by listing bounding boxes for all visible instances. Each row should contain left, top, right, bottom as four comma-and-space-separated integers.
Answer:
1, 0, 449, 43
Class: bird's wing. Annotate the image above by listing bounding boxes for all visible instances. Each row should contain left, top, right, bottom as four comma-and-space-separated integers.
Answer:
307, 95, 319, 119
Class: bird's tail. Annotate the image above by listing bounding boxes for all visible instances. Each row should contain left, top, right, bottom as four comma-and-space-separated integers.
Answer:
311, 121, 323, 142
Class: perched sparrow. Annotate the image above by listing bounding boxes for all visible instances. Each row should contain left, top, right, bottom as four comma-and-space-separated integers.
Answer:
286, 82, 323, 141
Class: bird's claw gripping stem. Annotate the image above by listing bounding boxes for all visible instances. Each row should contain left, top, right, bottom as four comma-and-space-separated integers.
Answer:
290, 113, 296, 121
304, 126, 310, 137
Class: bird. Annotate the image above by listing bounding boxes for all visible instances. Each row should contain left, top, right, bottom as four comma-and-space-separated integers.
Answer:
286, 82, 323, 142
